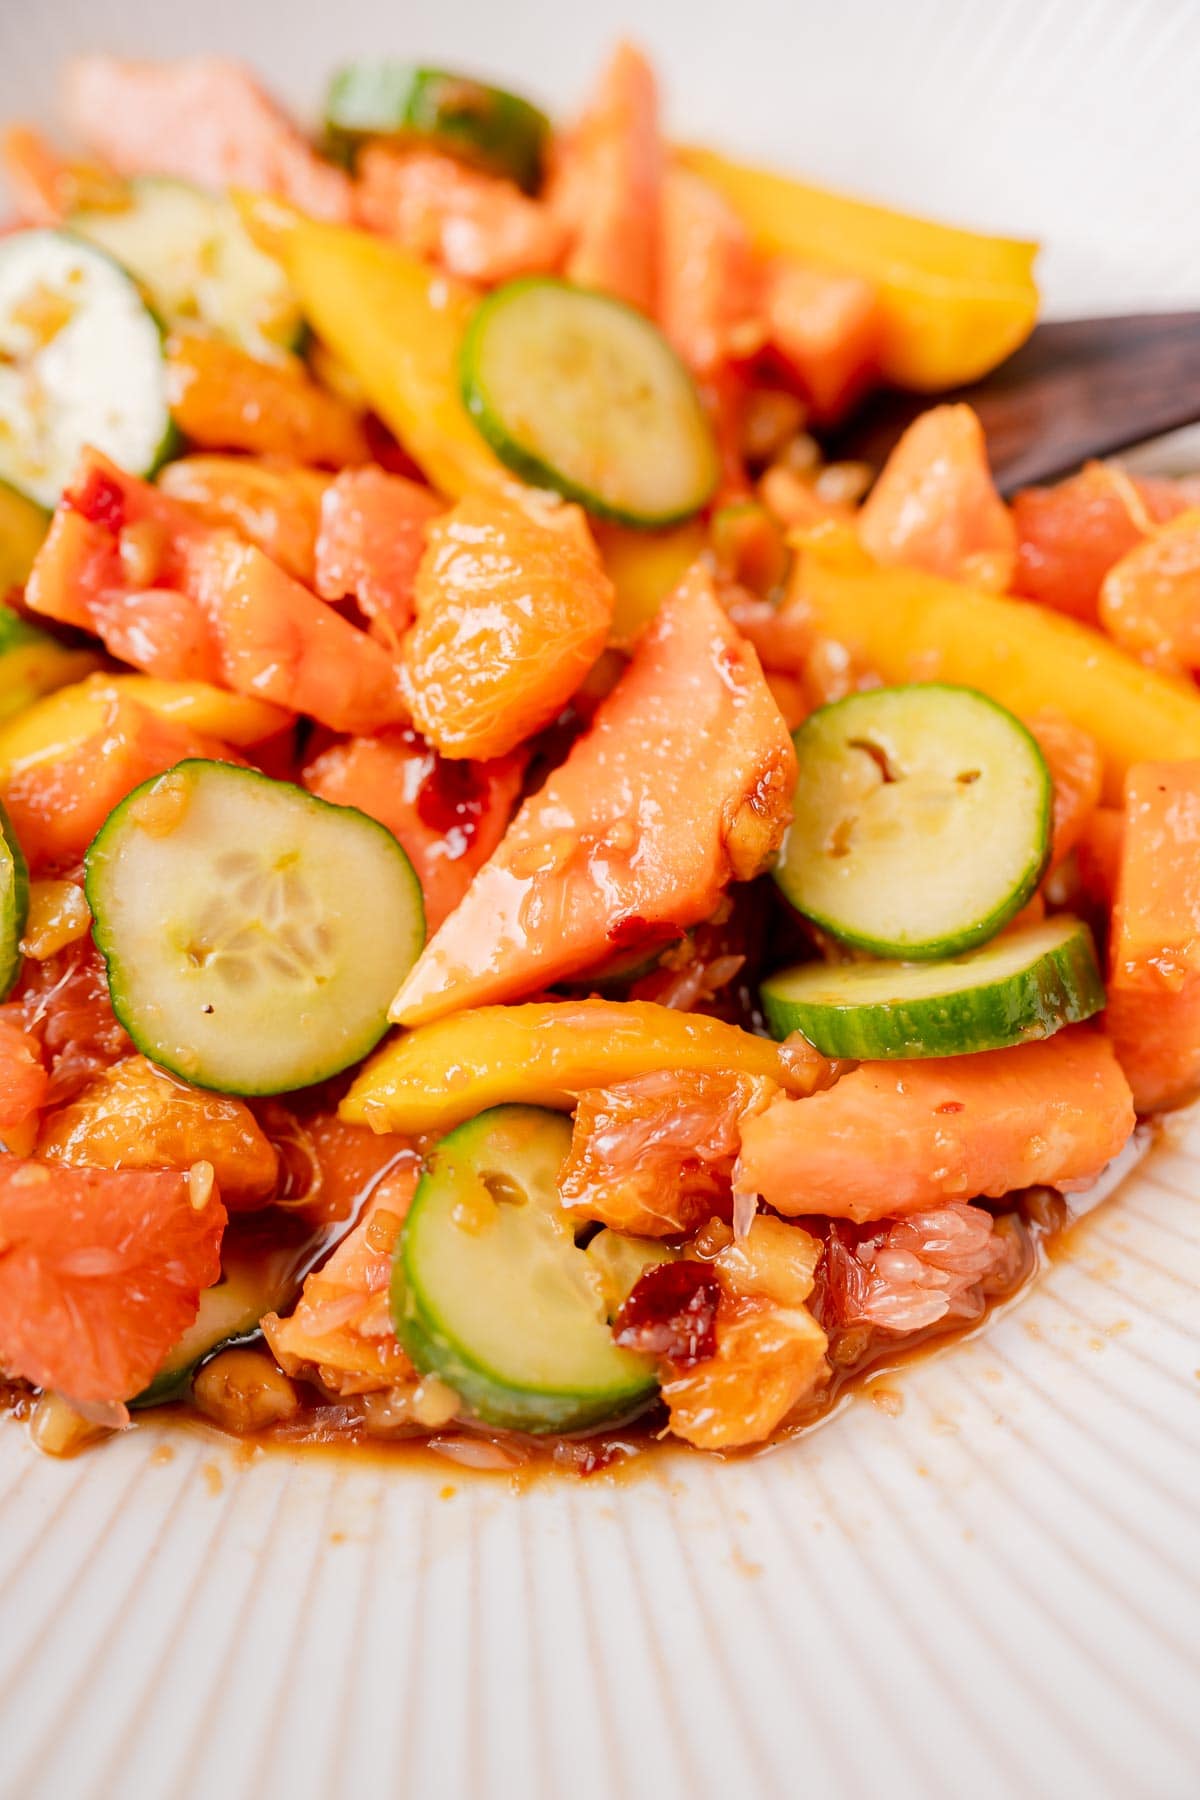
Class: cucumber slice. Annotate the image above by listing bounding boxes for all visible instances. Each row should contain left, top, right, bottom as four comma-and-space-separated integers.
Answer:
394, 1106, 659, 1433
85, 760, 425, 1096
325, 63, 550, 192
0, 801, 29, 1000
0, 478, 49, 601
774, 684, 1051, 959
69, 178, 303, 360
0, 605, 101, 724
0, 229, 174, 507
460, 277, 720, 527
134, 1225, 313, 1407
761, 916, 1104, 1059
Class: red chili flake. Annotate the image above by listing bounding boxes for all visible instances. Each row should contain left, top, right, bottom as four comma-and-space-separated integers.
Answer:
64, 466, 126, 532
613, 1261, 721, 1367
362, 412, 424, 481
414, 753, 488, 840
936, 1101, 966, 1115
605, 912, 684, 951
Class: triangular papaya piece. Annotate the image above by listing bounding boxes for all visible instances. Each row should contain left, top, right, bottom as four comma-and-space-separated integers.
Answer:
391, 566, 795, 1024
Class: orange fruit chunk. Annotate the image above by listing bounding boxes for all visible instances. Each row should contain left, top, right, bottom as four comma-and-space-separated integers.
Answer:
403, 494, 613, 759
1012, 464, 1186, 624
38, 1055, 279, 1209
857, 403, 1016, 590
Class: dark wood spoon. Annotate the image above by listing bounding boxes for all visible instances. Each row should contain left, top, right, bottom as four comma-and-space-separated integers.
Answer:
827, 312, 1200, 494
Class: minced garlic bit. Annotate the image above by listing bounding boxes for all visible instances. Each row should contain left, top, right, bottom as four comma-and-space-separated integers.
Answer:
20, 879, 92, 960
186, 1160, 216, 1211
30, 1391, 124, 1457
411, 1375, 461, 1429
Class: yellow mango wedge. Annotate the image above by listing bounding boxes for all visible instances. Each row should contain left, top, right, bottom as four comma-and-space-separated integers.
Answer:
797, 552, 1200, 802
593, 518, 709, 646
341, 998, 827, 1136
0, 612, 101, 726
0, 479, 50, 600
239, 197, 508, 499
682, 147, 1039, 391
0, 674, 290, 780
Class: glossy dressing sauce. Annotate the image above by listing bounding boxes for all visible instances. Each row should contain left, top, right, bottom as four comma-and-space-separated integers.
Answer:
125, 1131, 1155, 1486
0, 1114, 1155, 1477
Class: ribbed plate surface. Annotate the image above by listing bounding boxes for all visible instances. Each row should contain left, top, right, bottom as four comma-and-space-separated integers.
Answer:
1, 3, 1198, 1795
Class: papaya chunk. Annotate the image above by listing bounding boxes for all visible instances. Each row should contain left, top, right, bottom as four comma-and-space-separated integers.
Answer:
737, 1031, 1134, 1224
355, 145, 567, 285
191, 537, 409, 734
1105, 760, 1200, 1113
389, 566, 795, 1023
760, 256, 882, 423
64, 54, 351, 221
314, 466, 442, 648
26, 447, 207, 633
27, 453, 407, 735
1012, 464, 1187, 624
552, 41, 663, 314
658, 165, 758, 380
263, 1167, 419, 1395
158, 456, 329, 586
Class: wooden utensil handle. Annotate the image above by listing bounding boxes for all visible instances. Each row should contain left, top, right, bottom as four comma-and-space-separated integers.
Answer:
829, 312, 1200, 493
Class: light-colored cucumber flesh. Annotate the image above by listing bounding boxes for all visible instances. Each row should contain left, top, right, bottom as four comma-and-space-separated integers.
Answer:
69, 178, 303, 359
0, 229, 174, 506
0, 800, 29, 999
584, 1228, 677, 1314
0, 478, 49, 600
761, 915, 1105, 1058
325, 63, 550, 192
460, 277, 720, 527
394, 1105, 659, 1433
85, 759, 425, 1096
134, 1226, 314, 1407
774, 683, 1051, 959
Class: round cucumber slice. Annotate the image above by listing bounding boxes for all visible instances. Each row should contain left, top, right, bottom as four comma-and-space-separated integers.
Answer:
761, 915, 1105, 1059
774, 684, 1052, 959
0, 229, 175, 506
0, 800, 29, 1000
84, 760, 425, 1096
394, 1105, 659, 1433
325, 63, 550, 192
460, 277, 720, 527
69, 178, 304, 360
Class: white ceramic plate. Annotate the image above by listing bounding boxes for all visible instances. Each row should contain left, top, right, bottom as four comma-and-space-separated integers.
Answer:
2, 4, 1199, 1796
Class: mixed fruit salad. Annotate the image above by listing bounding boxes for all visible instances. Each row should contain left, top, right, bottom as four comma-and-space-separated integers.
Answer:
0, 43, 1195, 1466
